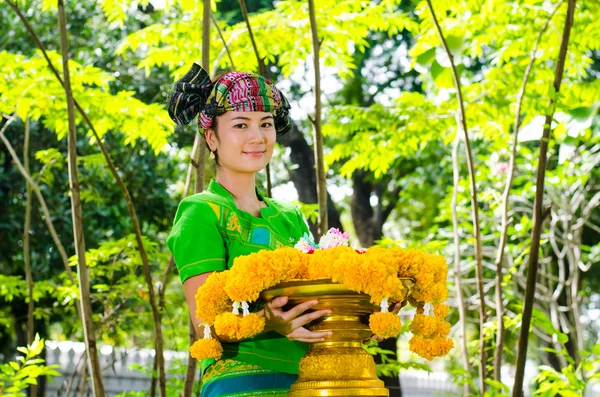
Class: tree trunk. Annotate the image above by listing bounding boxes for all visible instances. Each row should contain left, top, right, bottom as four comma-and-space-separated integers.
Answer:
23, 117, 37, 397
57, 1, 105, 395
451, 135, 472, 397
512, 1, 576, 395
350, 170, 382, 247
282, 124, 342, 237
493, 5, 562, 381
307, 0, 328, 235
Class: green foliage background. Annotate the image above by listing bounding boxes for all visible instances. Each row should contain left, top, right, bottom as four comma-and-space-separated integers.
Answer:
0, 0, 599, 395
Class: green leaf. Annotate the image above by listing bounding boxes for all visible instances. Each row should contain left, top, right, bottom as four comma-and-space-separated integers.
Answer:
485, 379, 509, 392
431, 61, 455, 89
27, 334, 44, 358
445, 35, 464, 56
415, 47, 436, 70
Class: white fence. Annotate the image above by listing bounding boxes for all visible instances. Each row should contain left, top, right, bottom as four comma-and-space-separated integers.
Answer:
45, 341, 187, 397
45, 341, 600, 397
399, 371, 459, 396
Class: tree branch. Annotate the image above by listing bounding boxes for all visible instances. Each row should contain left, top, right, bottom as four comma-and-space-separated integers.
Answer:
0, 116, 76, 293
238, 0, 273, 197
450, 133, 472, 397
58, 0, 105, 394
211, 12, 236, 70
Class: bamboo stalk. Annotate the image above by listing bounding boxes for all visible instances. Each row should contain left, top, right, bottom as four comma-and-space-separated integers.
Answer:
57, 1, 105, 395
425, 1, 486, 391
307, 0, 328, 235
512, 1, 576, 395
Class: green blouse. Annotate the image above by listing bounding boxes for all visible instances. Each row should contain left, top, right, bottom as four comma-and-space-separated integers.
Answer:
166, 179, 311, 374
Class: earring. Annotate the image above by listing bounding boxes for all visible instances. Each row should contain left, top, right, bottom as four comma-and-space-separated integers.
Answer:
209, 150, 215, 160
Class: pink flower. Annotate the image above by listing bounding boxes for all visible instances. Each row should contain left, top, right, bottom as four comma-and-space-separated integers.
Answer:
318, 228, 350, 249
328, 228, 350, 239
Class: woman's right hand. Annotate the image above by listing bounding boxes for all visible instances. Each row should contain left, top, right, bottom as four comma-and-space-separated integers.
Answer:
259, 296, 333, 343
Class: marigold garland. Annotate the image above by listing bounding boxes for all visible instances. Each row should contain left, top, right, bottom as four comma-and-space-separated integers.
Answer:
190, 228, 453, 362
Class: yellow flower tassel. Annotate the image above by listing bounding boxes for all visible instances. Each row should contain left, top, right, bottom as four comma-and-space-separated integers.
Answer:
408, 335, 454, 361
369, 298, 402, 339
408, 302, 453, 360
189, 325, 223, 360
369, 312, 402, 339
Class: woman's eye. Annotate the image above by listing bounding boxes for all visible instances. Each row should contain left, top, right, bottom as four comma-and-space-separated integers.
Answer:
261, 122, 273, 128
234, 123, 246, 129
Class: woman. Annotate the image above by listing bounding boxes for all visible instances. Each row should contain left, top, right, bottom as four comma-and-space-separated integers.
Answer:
166, 64, 331, 396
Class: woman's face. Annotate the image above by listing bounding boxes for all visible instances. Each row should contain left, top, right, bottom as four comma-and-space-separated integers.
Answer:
206, 111, 276, 174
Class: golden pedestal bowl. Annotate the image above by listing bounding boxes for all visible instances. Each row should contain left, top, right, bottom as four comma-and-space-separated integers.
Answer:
260, 278, 413, 397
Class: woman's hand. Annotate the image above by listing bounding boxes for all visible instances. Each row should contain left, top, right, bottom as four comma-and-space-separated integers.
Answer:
259, 296, 332, 343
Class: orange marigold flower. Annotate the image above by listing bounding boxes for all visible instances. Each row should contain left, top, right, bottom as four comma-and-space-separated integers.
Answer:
434, 303, 450, 319
238, 313, 265, 339
408, 335, 454, 361
195, 270, 231, 324
190, 338, 223, 360
369, 312, 402, 339
409, 314, 439, 338
308, 246, 354, 280
433, 320, 451, 338
214, 312, 265, 340
214, 312, 240, 339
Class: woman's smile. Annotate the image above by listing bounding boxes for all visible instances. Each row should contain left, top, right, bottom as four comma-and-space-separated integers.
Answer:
243, 150, 266, 157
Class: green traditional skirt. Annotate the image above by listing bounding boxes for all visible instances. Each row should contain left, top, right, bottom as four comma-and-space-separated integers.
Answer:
201, 359, 297, 397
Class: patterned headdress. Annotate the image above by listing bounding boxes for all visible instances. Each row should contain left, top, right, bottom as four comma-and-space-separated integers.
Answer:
168, 63, 291, 136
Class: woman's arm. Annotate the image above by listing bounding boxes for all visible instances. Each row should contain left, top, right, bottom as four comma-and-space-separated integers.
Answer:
183, 272, 212, 338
